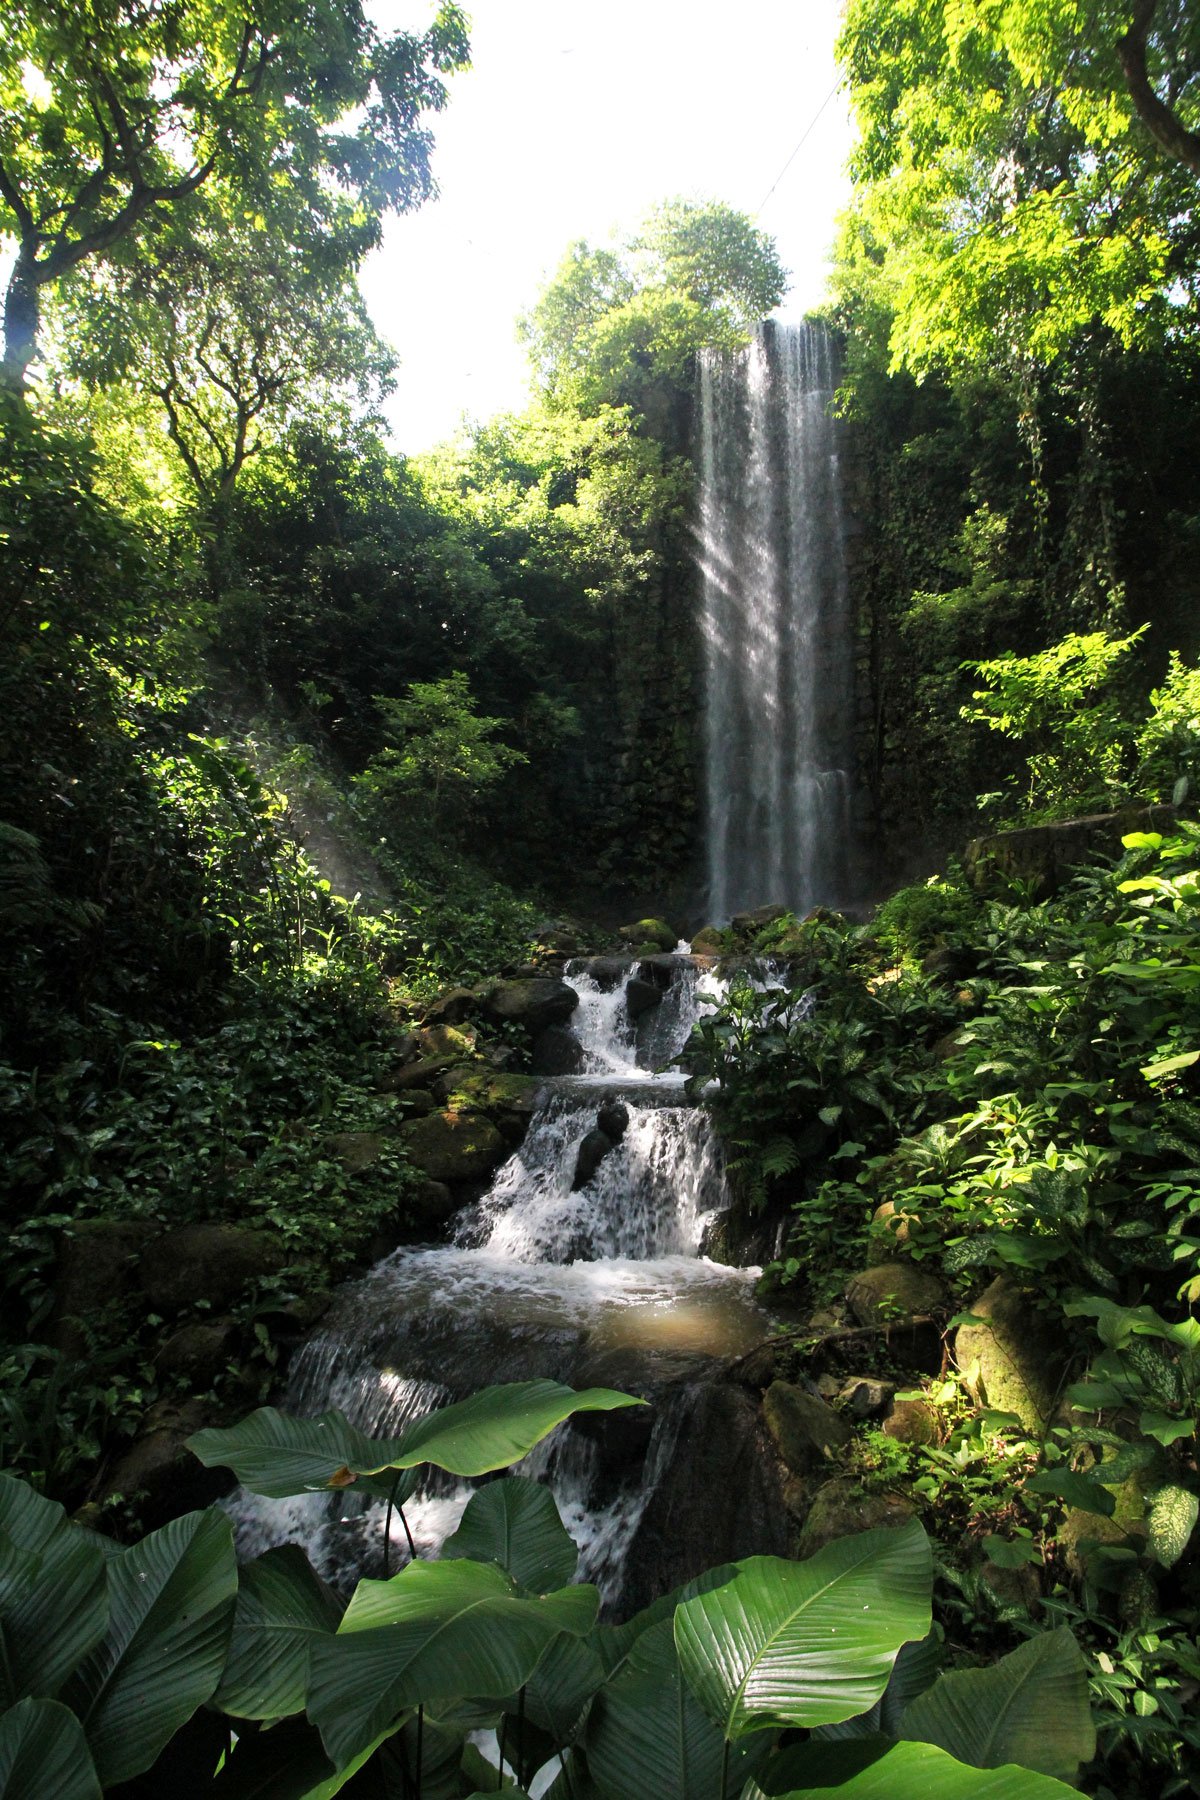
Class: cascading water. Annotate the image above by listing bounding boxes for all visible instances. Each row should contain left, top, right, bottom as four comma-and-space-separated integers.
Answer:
226, 954, 786, 1613
697, 319, 856, 921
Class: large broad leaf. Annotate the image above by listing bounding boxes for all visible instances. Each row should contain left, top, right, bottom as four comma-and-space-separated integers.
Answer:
0, 1490, 108, 1706
591, 1561, 741, 1676
503, 1632, 606, 1746
674, 1521, 932, 1739
215, 1546, 344, 1722
581, 1618, 771, 1800
899, 1627, 1095, 1783
442, 1478, 579, 1591
748, 1736, 1080, 1797
210, 1716, 339, 1798
814, 1632, 943, 1742
63, 1507, 238, 1787
0, 1697, 102, 1800
307, 1558, 598, 1770
188, 1383, 644, 1497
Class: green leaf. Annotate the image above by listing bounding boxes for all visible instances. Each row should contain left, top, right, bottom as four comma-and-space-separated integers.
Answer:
1140, 1051, 1200, 1080
749, 1737, 1080, 1796
673, 1521, 932, 1739
1147, 1485, 1199, 1567
981, 1537, 1041, 1569
504, 1632, 605, 1746
1026, 1469, 1116, 1516
0, 1697, 102, 1799
582, 1619, 770, 1800
899, 1627, 1094, 1783
442, 1477, 578, 1591
307, 1558, 598, 1770
62, 1508, 238, 1787
0, 1481, 108, 1705
215, 1546, 344, 1721
210, 1715, 339, 1797
1139, 1411, 1196, 1447
188, 1383, 644, 1496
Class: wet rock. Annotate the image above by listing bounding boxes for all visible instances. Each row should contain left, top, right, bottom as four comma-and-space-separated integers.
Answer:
400, 1110, 506, 1186
139, 1224, 287, 1315
154, 1320, 239, 1387
597, 1101, 629, 1142
620, 1384, 789, 1615
845, 1262, 947, 1327
480, 978, 579, 1036
53, 1219, 159, 1355
573, 1128, 614, 1191
575, 955, 631, 991
625, 976, 663, 1020
638, 954, 679, 988
617, 918, 677, 954
882, 1396, 942, 1445
530, 1024, 584, 1076
421, 987, 478, 1026
953, 1275, 1066, 1431
795, 1476, 916, 1558
731, 1339, 779, 1390
763, 1381, 853, 1473
406, 1176, 456, 1225
101, 1398, 232, 1527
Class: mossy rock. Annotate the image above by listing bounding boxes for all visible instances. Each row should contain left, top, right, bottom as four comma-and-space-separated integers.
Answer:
690, 925, 725, 954
795, 1476, 916, 1557
416, 1023, 476, 1059
617, 917, 677, 954
400, 1109, 506, 1185
763, 1380, 852, 1474
139, 1224, 287, 1315
326, 1130, 390, 1173
479, 978, 579, 1035
845, 1262, 947, 1327
435, 1065, 539, 1116
953, 1275, 1066, 1432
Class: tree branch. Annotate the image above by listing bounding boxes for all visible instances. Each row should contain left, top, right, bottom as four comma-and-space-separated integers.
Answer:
1118, 0, 1200, 176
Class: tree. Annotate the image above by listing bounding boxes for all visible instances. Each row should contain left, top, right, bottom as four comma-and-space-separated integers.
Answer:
0, 0, 468, 387
519, 199, 786, 407
354, 673, 527, 841
835, 0, 1200, 378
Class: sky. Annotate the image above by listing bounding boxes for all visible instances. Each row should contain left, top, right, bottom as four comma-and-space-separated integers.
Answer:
362, 1, 854, 453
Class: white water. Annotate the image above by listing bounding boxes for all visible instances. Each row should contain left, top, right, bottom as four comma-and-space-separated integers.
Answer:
697, 320, 856, 921
226, 952, 772, 1610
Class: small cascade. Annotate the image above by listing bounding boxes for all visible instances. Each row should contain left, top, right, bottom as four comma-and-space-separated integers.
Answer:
225, 950, 781, 1613
696, 319, 856, 921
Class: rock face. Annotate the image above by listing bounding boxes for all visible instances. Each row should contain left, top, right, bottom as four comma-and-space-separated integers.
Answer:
762, 1381, 852, 1473
139, 1224, 287, 1315
400, 1109, 506, 1185
953, 1275, 1066, 1430
479, 978, 579, 1036
625, 976, 663, 1020
966, 803, 1183, 897
845, 1262, 947, 1327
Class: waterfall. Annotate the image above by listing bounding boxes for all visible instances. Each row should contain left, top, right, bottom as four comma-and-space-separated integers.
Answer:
697, 319, 855, 922
225, 952, 784, 1614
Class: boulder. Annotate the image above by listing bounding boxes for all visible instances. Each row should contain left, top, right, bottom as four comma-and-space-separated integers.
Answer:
406, 1176, 456, 1225
597, 1100, 629, 1142
400, 1110, 506, 1185
882, 1396, 943, 1446
638, 954, 679, 988
480, 978, 579, 1036
762, 1381, 852, 1474
573, 1128, 615, 1191
625, 976, 664, 1020
416, 1023, 477, 1059
837, 1377, 896, 1418
966, 803, 1183, 898
921, 945, 977, 984
530, 1024, 584, 1076
690, 926, 724, 954
845, 1262, 947, 1327
421, 987, 478, 1026
617, 918, 677, 954
868, 1199, 919, 1263
380, 1054, 458, 1093
953, 1275, 1066, 1431
432, 1066, 541, 1144
326, 1130, 389, 1173
795, 1476, 916, 1558
154, 1320, 239, 1387
575, 955, 632, 991
54, 1219, 159, 1355
101, 1398, 231, 1527
139, 1224, 287, 1315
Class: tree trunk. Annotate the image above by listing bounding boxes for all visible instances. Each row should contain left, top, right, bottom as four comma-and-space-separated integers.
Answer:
2, 253, 41, 392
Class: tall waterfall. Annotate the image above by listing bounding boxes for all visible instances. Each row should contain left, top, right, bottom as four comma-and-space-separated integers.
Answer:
697, 320, 855, 921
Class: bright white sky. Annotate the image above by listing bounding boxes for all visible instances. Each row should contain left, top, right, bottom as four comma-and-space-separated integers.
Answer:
362, 1, 853, 453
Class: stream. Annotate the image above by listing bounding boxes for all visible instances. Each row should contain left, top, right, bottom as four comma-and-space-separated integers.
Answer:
228, 952, 789, 1615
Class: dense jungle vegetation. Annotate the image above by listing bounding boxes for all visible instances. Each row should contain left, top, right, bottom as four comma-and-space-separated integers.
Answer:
2, 0, 1200, 1794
